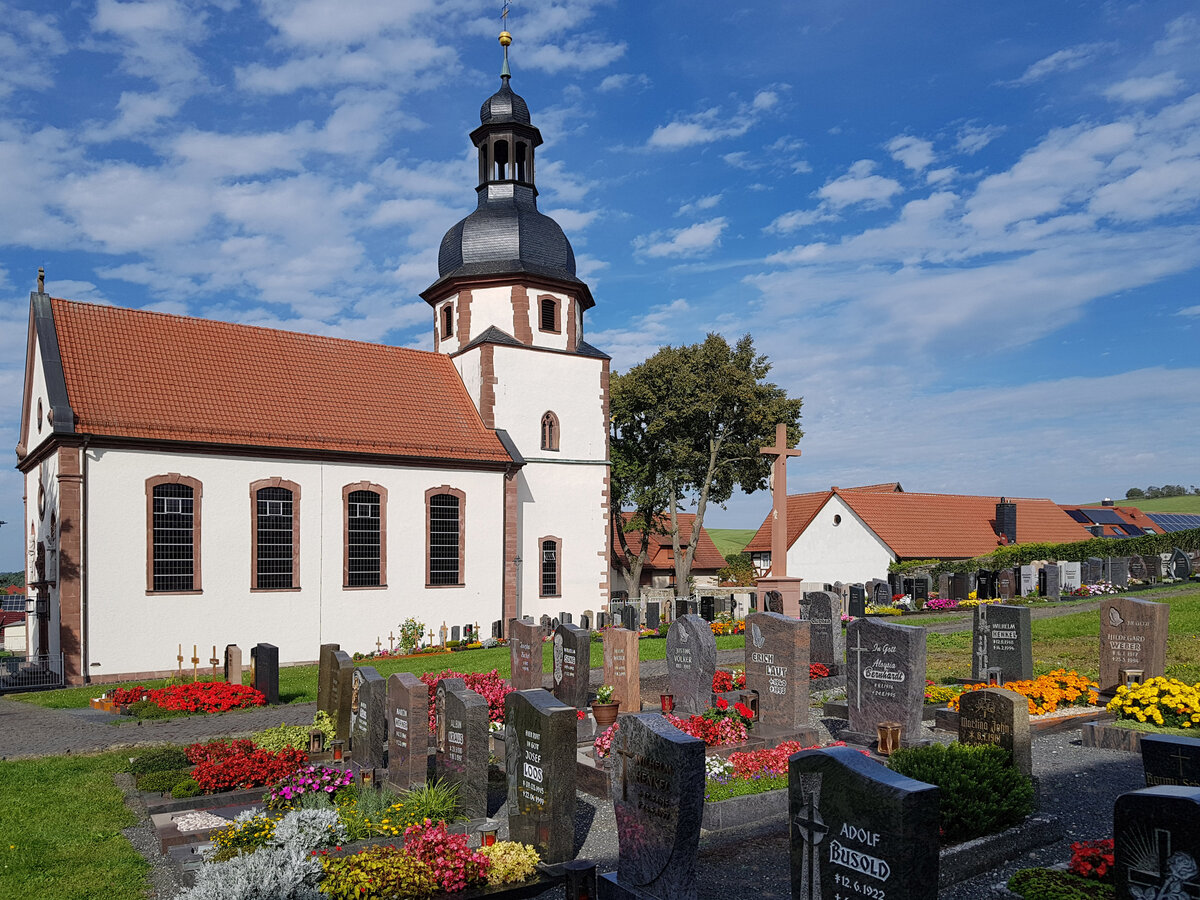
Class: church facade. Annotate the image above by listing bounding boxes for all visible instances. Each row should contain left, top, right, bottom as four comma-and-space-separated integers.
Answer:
16, 65, 610, 684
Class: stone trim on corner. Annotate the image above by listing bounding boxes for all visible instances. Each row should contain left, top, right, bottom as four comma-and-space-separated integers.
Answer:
511, 285, 533, 344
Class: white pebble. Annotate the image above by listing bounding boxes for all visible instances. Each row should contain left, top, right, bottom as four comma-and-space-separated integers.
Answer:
172, 811, 229, 832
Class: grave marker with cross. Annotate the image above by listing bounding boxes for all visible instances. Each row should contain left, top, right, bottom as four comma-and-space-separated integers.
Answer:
176, 644, 184, 678
191, 644, 200, 681
792, 774, 826, 900
209, 645, 220, 679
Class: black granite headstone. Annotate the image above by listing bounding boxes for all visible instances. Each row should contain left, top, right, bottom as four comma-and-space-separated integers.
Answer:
764, 590, 784, 614
552, 623, 591, 709
1086, 557, 1104, 584
1141, 734, 1200, 788
912, 577, 929, 605
1039, 563, 1061, 600
1129, 555, 1149, 581
349, 666, 387, 769
644, 601, 661, 630
250, 643, 279, 705
1114, 786, 1200, 899
800, 591, 839, 673
505, 689, 577, 863
596, 611, 608, 629
872, 582, 891, 609
580, 613, 592, 631
950, 573, 970, 602
1172, 548, 1192, 579
331, 650, 354, 742
666, 615, 718, 716
789, 746, 940, 900
317, 643, 340, 716
604, 713, 705, 900
436, 679, 489, 818
700, 596, 715, 622
849, 585, 866, 618
976, 570, 997, 600
972, 604, 1033, 683
492, 619, 504, 639
621, 604, 641, 633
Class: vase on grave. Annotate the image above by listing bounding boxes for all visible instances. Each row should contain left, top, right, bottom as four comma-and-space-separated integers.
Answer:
592, 700, 619, 731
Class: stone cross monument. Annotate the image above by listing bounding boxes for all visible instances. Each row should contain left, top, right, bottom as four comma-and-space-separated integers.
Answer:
755, 422, 805, 616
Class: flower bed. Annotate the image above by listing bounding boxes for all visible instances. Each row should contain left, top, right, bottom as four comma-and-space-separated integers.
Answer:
109, 681, 265, 714
185, 739, 309, 792
950, 669, 1098, 716
1106, 676, 1200, 729
418, 669, 513, 729
265, 765, 354, 809
1068, 581, 1119, 597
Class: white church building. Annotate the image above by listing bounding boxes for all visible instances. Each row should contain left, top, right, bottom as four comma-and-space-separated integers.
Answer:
16, 63, 610, 684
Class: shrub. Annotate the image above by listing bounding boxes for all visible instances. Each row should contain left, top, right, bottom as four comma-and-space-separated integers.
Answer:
172, 779, 202, 798
664, 711, 747, 746
400, 779, 462, 825
128, 747, 190, 774
418, 669, 512, 728
478, 842, 540, 886
318, 845, 436, 900
888, 743, 1034, 841
208, 810, 278, 862
253, 712, 336, 753
180, 846, 322, 900
403, 820, 490, 893
136, 768, 193, 793
1008, 867, 1116, 900
336, 786, 409, 841
186, 739, 308, 792
272, 809, 345, 854
397, 617, 425, 655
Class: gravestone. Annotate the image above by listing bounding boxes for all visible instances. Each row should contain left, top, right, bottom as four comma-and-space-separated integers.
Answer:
849, 584, 866, 618
551, 618, 560, 631
1113, 786, 1200, 900
1038, 563, 1061, 600
644, 601, 661, 630
1086, 557, 1104, 584
505, 689, 577, 863
976, 570, 997, 600
349, 666, 386, 769
1129, 555, 1148, 581
579, 613, 591, 631
602, 713, 705, 900
317, 643, 340, 715
764, 590, 784, 614
1059, 560, 1082, 591
666, 615, 718, 716
938, 573, 951, 599
1141, 734, 1200, 788
789, 746, 940, 900
223, 644, 242, 684
972, 604, 1033, 683
901, 576, 916, 599
621, 604, 641, 633
596, 611, 607, 629
1172, 547, 1192, 579
1099, 596, 1169, 693
1108, 557, 1130, 589
950, 573, 971, 602
744, 612, 811, 730
509, 617, 542, 690
957, 687, 1032, 776
451, 625, 461, 642
331, 650, 355, 741
386, 673, 429, 790
559, 611, 571, 625
1019, 565, 1036, 596
699, 596, 715, 622
540, 614, 552, 634
492, 619, 503, 639
845, 618, 927, 743
552, 623, 591, 710
435, 679, 489, 818
997, 569, 1015, 601
800, 591, 840, 674
603, 627, 641, 713
888, 573, 903, 597
912, 577, 929, 606
871, 582, 891, 609
250, 643, 279, 704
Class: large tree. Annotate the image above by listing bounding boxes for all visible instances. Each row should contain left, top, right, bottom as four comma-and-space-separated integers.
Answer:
610, 333, 802, 596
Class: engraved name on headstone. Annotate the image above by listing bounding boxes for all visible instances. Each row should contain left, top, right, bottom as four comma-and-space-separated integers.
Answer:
845, 618, 926, 742
1099, 596, 1169, 693
666, 615, 718, 716
386, 673, 429, 790
972, 604, 1033, 683
957, 687, 1032, 776
505, 689, 577, 863
744, 612, 811, 730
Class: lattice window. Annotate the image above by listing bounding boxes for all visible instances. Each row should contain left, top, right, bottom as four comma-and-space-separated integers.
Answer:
428, 492, 460, 585
539, 296, 559, 332
347, 490, 381, 586
540, 538, 559, 597
256, 486, 294, 589
541, 411, 559, 451
441, 303, 453, 339
151, 482, 196, 591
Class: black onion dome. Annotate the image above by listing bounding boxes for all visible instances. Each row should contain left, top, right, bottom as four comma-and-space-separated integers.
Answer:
479, 78, 531, 125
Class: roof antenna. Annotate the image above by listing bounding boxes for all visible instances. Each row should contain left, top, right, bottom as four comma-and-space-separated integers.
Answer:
499, 1, 512, 79
37, 266, 45, 294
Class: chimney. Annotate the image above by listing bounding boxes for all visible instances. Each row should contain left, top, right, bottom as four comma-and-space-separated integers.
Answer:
996, 497, 1017, 545
1102, 498, 1114, 507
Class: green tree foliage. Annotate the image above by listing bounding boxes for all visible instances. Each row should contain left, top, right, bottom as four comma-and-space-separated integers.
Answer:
717, 552, 756, 587
1124, 487, 1146, 499
0, 572, 25, 589
610, 334, 802, 592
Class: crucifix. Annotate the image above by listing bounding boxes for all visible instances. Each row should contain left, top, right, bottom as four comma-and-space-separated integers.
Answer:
427, 629, 434, 647
209, 645, 220, 679
176, 644, 184, 678
388, 631, 395, 653
1128, 827, 1200, 898
848, 631, 870, 711
615, 744, 637, 802
975, 605, 990, 676
792, 775, 827, 900
759, 423, 801, 578
191, 645, 200, 681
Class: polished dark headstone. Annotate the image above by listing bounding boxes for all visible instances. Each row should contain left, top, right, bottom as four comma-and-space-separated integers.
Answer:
435, 679, 489, 818
666, 615, 718, 716
972, 604, 1033, 683
552, 623, 591, 709
317, 643, 340, 715
540, 614, 552, 634
644, 601, 661, 631
621, 604, 641, 633
1085, 557, 1104, 585
492, 619, 504, 639
223, 644, 242, 685
1141, 734, 1200, 788
579, 613, 592, 631
1129, 555, 1149, 581
1038, 564, 1061, 600
509, 617, 542, 690
606, 712, 705, 900
699, 596, 715, 622
674, 597, 697, 619
845, 618, 927, 741
789, 746, 939, 900
1172, 547, 1192, 579
745, 612, 811, 729
250, 643, 279, 704
764, 590, 783, 614
871, 582, 891, 609
912, 577, 929, 604
1114, 786, 1200, 899
505, 689, 577, 863
848, 585, 866, 618
386, 673, 429, 790
1108, 557, 1130, 589
330, 650, 355, 742
997, 569, 1015, 601
1099, 596, 1169, 693
800, 591, 839, 673
349, 666, 386, 769
451, 625, 461, 642
957, 687, 1031, 776
603, 627, 640, 712
950, 573, 971, 602
596, 611, 608, 629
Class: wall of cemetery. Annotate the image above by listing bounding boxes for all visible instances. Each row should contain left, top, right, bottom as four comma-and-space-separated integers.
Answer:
787, 493, 894, 584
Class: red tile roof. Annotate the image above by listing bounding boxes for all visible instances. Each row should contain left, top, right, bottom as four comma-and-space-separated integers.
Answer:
744, 490, 835, 554
613, 512, 728, 572
50, 298, 511, 463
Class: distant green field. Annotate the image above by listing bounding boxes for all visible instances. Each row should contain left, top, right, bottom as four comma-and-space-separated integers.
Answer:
707, 528, 758, 558
1085, 495, 1200, 514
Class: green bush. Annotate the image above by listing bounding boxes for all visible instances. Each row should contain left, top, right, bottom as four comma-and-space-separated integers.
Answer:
135, 768, 193, 793
252, 711, 336, 753
401, 778, 461, 824
129, 700, 180, 719
319, 845, 436, 900
171, 778, 202, 798
888, 742, 1034, 841
1008, 867, 1116, 900
445, 640, 461, 649
128, 747, 189, 774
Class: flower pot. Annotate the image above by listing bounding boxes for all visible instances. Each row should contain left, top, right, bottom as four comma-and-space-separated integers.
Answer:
591, 701, 620, 731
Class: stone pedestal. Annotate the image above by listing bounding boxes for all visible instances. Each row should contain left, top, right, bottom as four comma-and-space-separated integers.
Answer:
754, 576, 804, 618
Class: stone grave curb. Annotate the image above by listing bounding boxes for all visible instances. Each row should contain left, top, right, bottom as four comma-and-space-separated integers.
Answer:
938, 813, 1062, 888
141, 784, 269, 815
1080, 720, 1146, 752
934, 706, 1112, 734
701, 786, 787, 832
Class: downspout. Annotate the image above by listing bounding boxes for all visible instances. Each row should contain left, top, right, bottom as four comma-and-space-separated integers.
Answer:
81, 436, 90, 682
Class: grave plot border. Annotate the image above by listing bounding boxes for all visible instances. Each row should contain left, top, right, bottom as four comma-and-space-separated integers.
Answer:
934, 706, 1112, 734
1079, 720, 1178, 752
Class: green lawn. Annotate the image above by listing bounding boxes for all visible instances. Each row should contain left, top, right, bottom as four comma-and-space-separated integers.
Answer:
1083, 495, 1200, 513
12, 634, 750, 711
706, 528, 758, 558
0, 751, 148, 900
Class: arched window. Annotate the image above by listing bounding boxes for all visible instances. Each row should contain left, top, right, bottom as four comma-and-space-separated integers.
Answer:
441, 303, 454, 339
426, 487, 465, 586
539, 295, 560, 333
493, 139, 509, 180
539, 536, 561, 597
345, 483, 386, 588
541, 411, 559, 451
515, 142, 527, 181
146, 474, 202, 593
251, 478, 301, 590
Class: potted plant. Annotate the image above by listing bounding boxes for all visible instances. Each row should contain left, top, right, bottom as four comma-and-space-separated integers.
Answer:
592, 684, 619, 730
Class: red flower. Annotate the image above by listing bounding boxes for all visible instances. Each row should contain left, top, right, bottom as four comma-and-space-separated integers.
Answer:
715, 697, 729, 711
734, 702, 753, 719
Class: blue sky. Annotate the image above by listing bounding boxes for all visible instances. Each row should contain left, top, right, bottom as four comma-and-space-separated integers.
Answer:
2, 0, 1199, 568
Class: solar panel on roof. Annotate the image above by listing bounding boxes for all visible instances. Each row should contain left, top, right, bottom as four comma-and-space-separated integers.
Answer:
1120, 524, 1145, 536
1147, 513, 1200, 533
1088, 508, 1126, 525
0, 597, 25, 612
1066, 509, 1091, 524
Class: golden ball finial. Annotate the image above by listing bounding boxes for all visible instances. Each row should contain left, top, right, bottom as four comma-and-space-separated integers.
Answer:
499, 31, 512, 47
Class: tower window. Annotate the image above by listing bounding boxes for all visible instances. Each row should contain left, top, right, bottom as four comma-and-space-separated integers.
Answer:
539, 295, 560, 333
494, 139, 509, 180
515, 142, 527, 182
541, 411, 559, 451
441, 303, 453, 339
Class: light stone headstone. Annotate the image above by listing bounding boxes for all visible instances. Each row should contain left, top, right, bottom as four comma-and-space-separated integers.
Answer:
1019, 565, 1036, 596
845, 618, 927, 742
666, 615, 718, 716
505, 689, 577, 863
972, 604, 1033, 683
744, 612, 811, 730
1059, 561, 1082, 591
603, 627, 640, 712
223, 644, 242, 684
1099, 596, 1169, 693
509, 617, 542, 690
957, 687, 1032, 776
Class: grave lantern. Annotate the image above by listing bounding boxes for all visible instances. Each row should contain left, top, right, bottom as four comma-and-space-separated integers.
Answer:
660, 693, 674, 713
476, 817, 500, 847
308, 729, 325, 754
986, 667, 1003, 686
563, 860, 598, 900
740, 690, 759, 720
1120, 668, 1144, 688
876, 721, 903, 756
331, 740, 344, 761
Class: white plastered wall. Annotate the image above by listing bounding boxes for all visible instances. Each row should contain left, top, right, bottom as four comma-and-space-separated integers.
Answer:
83, 447, 508, 677
24, 330, 53, 459
25, 450, 60, 658
785, 494, 896, 585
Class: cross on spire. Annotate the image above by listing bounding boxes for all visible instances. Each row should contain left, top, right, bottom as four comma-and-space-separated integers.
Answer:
760, 423, 801, 577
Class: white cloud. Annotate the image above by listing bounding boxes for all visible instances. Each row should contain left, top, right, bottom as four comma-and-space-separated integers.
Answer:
677, 194, 722, 216
1177, 305, 1200, 317
647, 88, 784, 150
955, 123, 1004, 155
1104, 73, 1184, 104
765, 208, 835, 235
597, 72, 650, 93
925, 167, 957, 185
521, 37, 626, 74
817, 160, 902, 209
634, 218, 727, 258
0, 4, 67, 99
1006, 43, 1110, 86
1154, 14, 1200, 56
543, 208, 599, 232
752, 90, 779, 110
886, 135, 934, 172
589, 298, 692, 372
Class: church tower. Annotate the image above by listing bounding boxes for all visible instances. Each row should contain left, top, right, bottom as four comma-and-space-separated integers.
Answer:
421, 30, 610, 623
